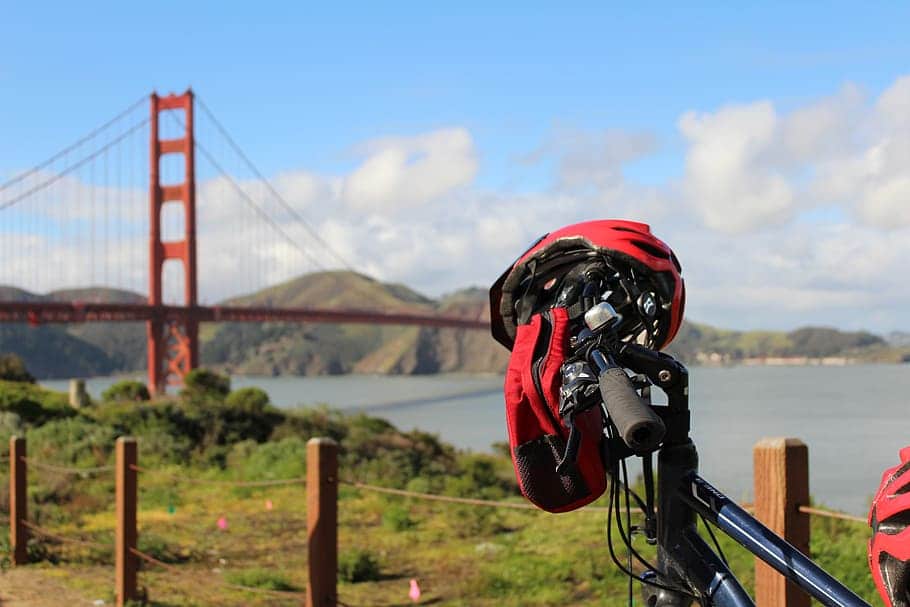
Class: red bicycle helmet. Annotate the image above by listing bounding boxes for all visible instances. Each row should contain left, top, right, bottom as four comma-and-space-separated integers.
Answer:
489, 219, 685, 351
869, 446, 910, 607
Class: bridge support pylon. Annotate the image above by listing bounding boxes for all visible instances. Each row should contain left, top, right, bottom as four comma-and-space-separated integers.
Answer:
148, 91, 198, 395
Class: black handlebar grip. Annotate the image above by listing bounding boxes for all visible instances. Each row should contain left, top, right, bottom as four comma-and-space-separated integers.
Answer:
598, 366, 665, 453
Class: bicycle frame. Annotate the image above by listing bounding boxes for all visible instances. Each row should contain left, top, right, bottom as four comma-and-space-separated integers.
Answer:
615, 345, 871, 607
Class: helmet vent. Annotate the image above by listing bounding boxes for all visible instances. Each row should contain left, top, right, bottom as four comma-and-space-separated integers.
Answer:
887, 461, 910, 486
630, 240, 670, 260
878, 510, 910, 534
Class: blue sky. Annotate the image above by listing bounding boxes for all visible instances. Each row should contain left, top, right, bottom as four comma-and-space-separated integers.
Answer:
4, 3, 909, 182
3, 3, 910, 332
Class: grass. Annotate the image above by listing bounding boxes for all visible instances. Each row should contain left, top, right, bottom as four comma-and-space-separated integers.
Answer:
3, 460, 881, 606
224, 567, 300, 591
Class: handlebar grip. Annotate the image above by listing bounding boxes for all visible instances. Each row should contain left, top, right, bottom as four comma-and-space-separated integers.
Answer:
598, 366, 665, 453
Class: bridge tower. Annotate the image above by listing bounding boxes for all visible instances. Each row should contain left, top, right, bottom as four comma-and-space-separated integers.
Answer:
148, 91, 199, 394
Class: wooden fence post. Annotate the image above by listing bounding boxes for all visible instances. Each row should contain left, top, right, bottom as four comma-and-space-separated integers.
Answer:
116, 437, 138, 607
753, 438, 810, 607
9, 436, 28, 565
307, 437, 338, 607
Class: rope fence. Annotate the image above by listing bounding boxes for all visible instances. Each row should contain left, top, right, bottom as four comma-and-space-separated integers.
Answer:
342, 479, 614, 512
22, 520, 112, 551
131, 464, 307, 487
21, 456, 114, 476
798, 505, 866, 524
6, 434, 871, 607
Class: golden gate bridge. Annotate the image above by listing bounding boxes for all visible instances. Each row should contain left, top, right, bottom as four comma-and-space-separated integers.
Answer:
0, 90, 486, 394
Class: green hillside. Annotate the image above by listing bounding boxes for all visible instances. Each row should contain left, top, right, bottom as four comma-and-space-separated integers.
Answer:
0, 324, 117, 377
666, 322, 906, 364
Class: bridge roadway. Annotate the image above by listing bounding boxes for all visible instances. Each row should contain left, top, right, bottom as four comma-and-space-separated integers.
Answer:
0, 301, 489, 330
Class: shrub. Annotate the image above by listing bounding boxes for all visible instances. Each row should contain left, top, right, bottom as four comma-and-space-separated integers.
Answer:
26, 416, 117, 467
227, 437, 308, 480
181, 368, 230, 402
270, 406, 348, 443
101, 380, 150, 403
0, 411, 23, 445
452, 453, 512, 498
225, 387, 270, 413
0, 354, 35, 383
342, 420, 457, 487
0, 380, 74, 425
180, 399, 284, 454
86, 401, 198, 464
382, 503, 416, 531
338, 549, 381, 583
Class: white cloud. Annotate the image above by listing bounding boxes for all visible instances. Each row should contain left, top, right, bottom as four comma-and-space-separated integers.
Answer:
342, 128, 478, 211
678, 77, 910, 234
679, 101, 795, 233
876, 75, 910, 131
525, 128, 657, 192
859, 176, 910, 227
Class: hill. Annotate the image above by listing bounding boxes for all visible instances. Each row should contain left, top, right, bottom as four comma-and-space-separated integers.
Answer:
666, 322, 906, 365
0, 286, 146, 377
0, 273, 907, 378
201, 272, 508, 375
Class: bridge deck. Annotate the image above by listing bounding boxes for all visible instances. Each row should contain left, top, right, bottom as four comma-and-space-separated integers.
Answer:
0, 301, 488, 330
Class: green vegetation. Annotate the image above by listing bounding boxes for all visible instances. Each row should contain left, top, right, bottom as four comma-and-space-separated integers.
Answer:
225, 567, 301, 591
0, 353, 35, 383
667, 322, 909, 364
0, 364, 881, 605
338, 549, 382, 583
101, 380, 150, 402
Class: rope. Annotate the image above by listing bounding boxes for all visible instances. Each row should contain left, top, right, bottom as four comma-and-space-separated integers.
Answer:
130, 547, 183, 573
132, 465, 305, 487
22, 457, 114, 476
0, 119, 150, 211
342, 480, 614, 512
196, 95, 353, 270
0, 95, 146, 192
22, 521, 112, 551
798, 505, 866, 524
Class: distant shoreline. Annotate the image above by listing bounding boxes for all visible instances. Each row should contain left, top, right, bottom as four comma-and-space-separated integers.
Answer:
691, 354, 908, 367
36, 358, 910, 387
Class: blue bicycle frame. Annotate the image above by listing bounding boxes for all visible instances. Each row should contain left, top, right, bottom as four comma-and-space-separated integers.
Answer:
615, 344, 871, 607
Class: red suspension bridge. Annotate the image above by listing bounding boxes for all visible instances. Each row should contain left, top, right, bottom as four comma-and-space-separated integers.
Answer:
0, 90, 486, 394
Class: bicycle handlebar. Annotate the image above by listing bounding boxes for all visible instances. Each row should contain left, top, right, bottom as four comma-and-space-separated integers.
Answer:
590, 349, 665, 453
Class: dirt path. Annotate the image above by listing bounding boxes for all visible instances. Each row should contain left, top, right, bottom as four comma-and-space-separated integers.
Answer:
0, 567, 102, 606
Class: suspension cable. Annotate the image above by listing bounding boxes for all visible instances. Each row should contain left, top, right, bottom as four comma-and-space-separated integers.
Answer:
192, 138, 327, 272
0, 95, 146, 192
163, 110, 329, 275
0, 119, 150, 212
196, 95, 353, 270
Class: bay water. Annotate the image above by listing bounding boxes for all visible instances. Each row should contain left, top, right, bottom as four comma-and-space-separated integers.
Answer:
45, 364, 909, 516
